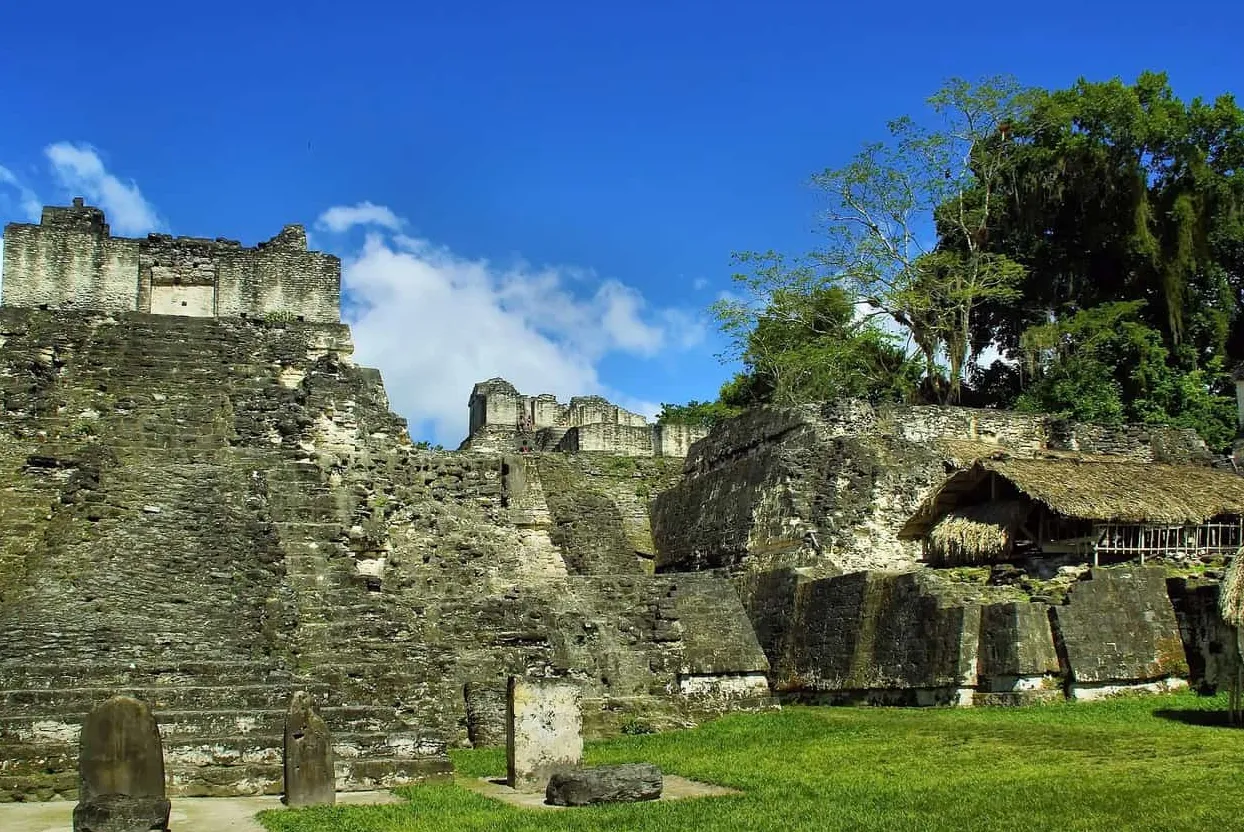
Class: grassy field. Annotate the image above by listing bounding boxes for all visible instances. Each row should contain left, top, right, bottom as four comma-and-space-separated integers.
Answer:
259, 692, 1244, 832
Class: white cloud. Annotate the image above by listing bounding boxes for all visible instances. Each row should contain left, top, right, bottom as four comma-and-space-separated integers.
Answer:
44, 143, 162, 235
0, 164, 42, 221
692, 277, 709, 290
333, 205, 701, 446
316, 202, 404, 234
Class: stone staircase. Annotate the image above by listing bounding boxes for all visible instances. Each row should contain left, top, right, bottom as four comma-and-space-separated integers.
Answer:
0, 311, 449, 801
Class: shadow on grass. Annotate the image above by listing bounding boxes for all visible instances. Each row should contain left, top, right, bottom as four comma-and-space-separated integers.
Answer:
1153, 708, 1240, 727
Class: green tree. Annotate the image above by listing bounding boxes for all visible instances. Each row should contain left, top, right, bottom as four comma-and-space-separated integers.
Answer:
656, 399, 741, 428
811, 76, 1031, 403
709, 251, 920, 407
1015, 301, 1237, 450
956, 71, 1244, 370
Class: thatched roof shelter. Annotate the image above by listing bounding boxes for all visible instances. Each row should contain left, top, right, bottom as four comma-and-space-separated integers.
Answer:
901, 457, 1244, 541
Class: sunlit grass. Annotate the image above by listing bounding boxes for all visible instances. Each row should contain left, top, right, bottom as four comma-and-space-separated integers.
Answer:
258, 691, 1244, 832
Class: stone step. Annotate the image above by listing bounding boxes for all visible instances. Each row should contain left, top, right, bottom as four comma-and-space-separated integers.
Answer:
0, 750, 452, 802
0, 729, 443, 770
0, 661, 297, 690
0, 705, 398, 743
0, 683, 333, 714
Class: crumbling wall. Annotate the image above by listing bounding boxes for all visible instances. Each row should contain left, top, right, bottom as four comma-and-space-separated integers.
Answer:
2, 203, 340, 323
746, 565, 1188, 705
460, 380, 704, 457
1, 205, 141, 313
652, 405, 947, 577
653, 401, 1213, 580
653, 423, 708, 458
1051, 566, 1190, 699
1167, 575, 1236, 693
974, 602, 1062, 704
773, 571, 984, 705
559, 423, 654, 455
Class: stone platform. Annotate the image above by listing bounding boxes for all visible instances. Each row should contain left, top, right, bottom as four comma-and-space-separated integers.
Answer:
459, 774, 739, 810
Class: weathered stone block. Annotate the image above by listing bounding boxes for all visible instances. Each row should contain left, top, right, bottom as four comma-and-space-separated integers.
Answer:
77, 696, 166, 802
284, 691, 335, 807
545, 763, 663, 806
1052, 566, 1190, 697
978, 602, 1061, 680
1167, 576, 1235, 692
780, 571, 979, 702
464, 682, 508, 748
974, 602, 1062, 703
506, 677, 583, 792
72, 793, 171, 832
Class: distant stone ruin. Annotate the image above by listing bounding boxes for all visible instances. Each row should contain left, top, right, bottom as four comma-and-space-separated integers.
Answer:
459, 378, 707, 457
1, 198, 339, 322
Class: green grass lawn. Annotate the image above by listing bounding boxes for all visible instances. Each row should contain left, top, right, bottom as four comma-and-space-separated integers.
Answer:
258, 692, 1244, 832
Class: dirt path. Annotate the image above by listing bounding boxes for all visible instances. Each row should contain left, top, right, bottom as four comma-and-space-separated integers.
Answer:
0, 790, 404, 831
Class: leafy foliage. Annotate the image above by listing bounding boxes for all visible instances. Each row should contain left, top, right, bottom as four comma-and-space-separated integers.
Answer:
665, 72, 1244, 452
961, 71, 1244, 365
656, 399, 741, 428
810, 76, 1031, 403
708, 251, 921, 407
1015, 302, 1237, 448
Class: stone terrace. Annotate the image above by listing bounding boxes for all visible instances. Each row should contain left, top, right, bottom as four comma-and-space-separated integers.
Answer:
0, 309, 769, 802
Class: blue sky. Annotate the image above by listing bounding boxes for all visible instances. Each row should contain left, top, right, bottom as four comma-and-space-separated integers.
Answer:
2, 0, 1242, 444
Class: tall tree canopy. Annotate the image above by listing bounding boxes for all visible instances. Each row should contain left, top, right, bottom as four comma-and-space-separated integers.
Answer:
674, 73, 1244, 451
811, 76, 1031, 403
958, 71, 1244, 366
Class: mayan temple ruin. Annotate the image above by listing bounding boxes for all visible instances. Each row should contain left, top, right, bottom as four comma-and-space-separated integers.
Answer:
0, 200, 1239, 803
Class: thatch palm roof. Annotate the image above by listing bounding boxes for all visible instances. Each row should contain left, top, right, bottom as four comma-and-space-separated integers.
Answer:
926, 500, 1031, 564
901, 458, 1244, 541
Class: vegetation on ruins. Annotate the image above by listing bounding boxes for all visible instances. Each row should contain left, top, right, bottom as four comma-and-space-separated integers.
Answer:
670, 72, 1244, 450
259, 692, 1244, 832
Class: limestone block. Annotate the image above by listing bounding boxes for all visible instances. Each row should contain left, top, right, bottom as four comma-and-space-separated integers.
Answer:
284, 691, 335, 807
977, 602, 1061, 682
974, 602, 1063, 703
545, 763, 663, 806
77, 696, 167, 802
781, 571, 979, 698
1053, 566, 1190, 692
506, 677, 583, 792
72, 793, 171, 832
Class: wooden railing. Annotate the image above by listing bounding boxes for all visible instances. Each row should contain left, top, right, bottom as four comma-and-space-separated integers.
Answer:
1091, 519, 1244, 563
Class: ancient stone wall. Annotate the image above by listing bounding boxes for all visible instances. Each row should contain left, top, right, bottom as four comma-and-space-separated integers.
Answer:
2, 204, 142, 314
654, 401, 1213, 579
1052, 566, 1190, 699
558, 423, 654, 455
2, 202, 340, 323
752, 565, 1187, 705
652, 401, 1215, 705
